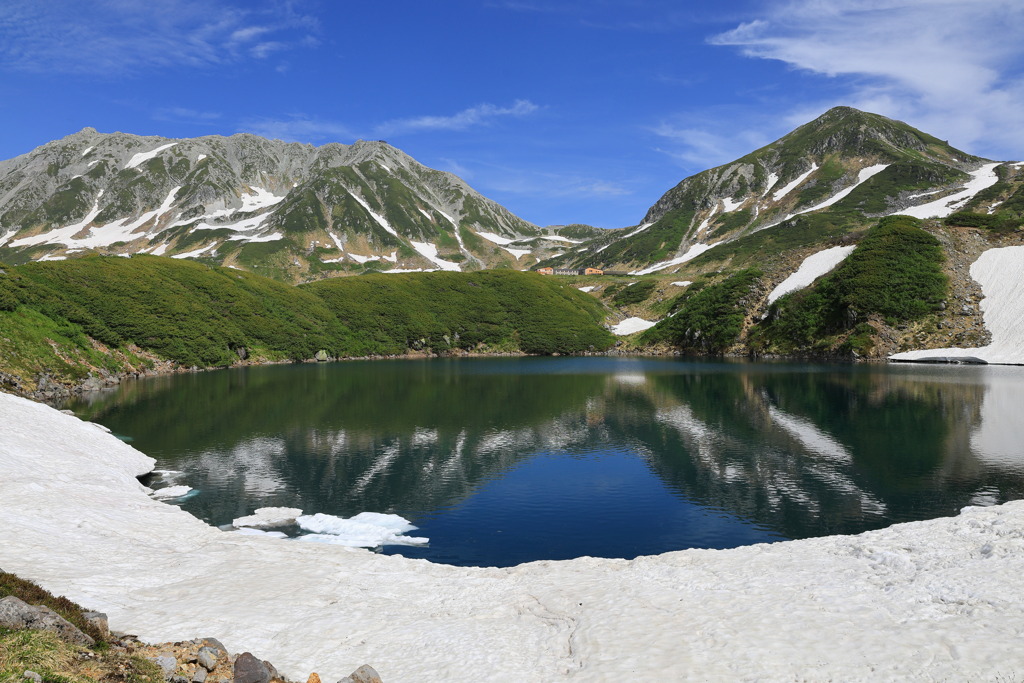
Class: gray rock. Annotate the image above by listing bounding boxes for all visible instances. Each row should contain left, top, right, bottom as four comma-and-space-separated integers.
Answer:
233, 652, 271, 683
199, 638, 228, 657
150, 654, 177, 678
192, 668, 208, 683
263, 661, 280, 681
337, 665, 383, 683
314, 349, 330, 362
0, 596, 94, 647
82, 610, 109, 637
197, 648, 219, 671
23, 672, 42, 683
81, 376, 104, 392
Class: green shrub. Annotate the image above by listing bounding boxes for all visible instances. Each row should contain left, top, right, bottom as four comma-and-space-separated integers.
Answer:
756, 215, 946, 352
642, 269, 763, 353
612, 280, 656, 307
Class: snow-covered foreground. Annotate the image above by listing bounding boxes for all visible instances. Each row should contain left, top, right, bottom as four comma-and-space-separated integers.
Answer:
2, 393, 1024, 682
891, 246, 1024, 364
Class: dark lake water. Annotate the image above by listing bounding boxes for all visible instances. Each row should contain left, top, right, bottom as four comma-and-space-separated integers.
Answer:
64, 357, 1024, 567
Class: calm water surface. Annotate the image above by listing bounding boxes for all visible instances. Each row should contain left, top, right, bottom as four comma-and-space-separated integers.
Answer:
64, 357, 1024, 566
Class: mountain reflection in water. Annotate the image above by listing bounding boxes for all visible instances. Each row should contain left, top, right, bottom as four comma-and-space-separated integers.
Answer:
65, 358, 1024, 567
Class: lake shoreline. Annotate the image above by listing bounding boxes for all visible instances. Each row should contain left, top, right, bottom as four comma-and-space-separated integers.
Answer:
24, 345, 888, 405
3, 389, 1023, 681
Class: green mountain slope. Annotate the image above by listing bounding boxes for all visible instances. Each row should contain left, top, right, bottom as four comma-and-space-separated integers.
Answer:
542, 107, 1006, 275
0, 130, 567, 281
0, 256, 613, 392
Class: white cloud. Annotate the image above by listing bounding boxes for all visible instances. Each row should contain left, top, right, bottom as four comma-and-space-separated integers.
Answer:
651, 121, 771, 170
239, 116, 355, 144
710, 0, 1024, 158
0, 0, 318, 75
375, 100, 539, 136
152, 107, 222, 124
486, 170, 631, 199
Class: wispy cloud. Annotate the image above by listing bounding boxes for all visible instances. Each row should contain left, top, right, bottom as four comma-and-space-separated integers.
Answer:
238, 115, 355, 144
375, 100, 539, 136
710, 0, 1024, 158
651, 120, 770, 170
152, 107, 222, 125
485, 170, 631, 199
0, 0, 318, 76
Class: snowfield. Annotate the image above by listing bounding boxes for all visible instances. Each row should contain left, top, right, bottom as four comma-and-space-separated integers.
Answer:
767, 245, 856, 304
891, 245, 1024, 364
610, 317, 657, 335
2, 395, 1024, 681
894, 163, 1002, 219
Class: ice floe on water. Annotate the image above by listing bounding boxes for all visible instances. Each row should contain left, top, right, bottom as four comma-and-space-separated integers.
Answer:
232, 528, 289, 539
232, 507, 304, 529
149, 485, 192, 499
296, 512, 428, 547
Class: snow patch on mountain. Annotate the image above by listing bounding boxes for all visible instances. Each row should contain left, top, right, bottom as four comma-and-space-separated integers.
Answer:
349, 193, 398, 237
894, 163, 1002, 219
410, 240, 461, 271
773, 163, 818, 201
239, 187, 286, 212
125, 143, 177, 170
503, 247, 532, 260
172, 243, 219, 259
12, 191, 105, 249
722, 196, 744, 213
767, 245, 857, 304
476, 231, 516, 245
631, 241, 721, 275
798, 164, 890, 214
611, 317, 657, 335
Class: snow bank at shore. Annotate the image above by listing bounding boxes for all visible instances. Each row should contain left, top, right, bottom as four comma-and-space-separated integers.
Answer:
2, 392, 1024, 681
891, 245, 1024, 365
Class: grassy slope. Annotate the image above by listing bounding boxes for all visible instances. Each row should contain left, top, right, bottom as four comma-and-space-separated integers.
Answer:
0, 257, 613, 388
0, 572, 165, 683
752, 216, 947, 355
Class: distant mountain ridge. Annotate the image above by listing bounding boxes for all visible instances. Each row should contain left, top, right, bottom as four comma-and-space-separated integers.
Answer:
541, 107, 1010, 274
0, 129, 582, 280
1, 108, 1020, 285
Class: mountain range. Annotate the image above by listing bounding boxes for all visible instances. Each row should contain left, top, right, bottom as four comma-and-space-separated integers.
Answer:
1, 107, 1021, 285
0, 129, 597, 281
1, 106, 1023, 384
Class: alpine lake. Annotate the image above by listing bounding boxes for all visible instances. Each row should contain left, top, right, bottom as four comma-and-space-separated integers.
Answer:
63, 356, 1024, 567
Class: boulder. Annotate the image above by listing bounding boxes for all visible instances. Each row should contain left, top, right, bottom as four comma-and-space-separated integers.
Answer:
314, 350, 330, 362
233, 652, 271, 683
0, 596, 94, 647
82, 610, 109, 637
199, 638, 228, 657
337, 665, 383, 683
196, 647, 219, 671
150, 654, 177, 678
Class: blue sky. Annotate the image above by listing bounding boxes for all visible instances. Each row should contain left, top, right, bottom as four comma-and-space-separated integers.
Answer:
1, 0, 1022, 228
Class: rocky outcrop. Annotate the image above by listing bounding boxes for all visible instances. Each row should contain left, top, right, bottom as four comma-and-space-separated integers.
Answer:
0, 595, 95, 647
